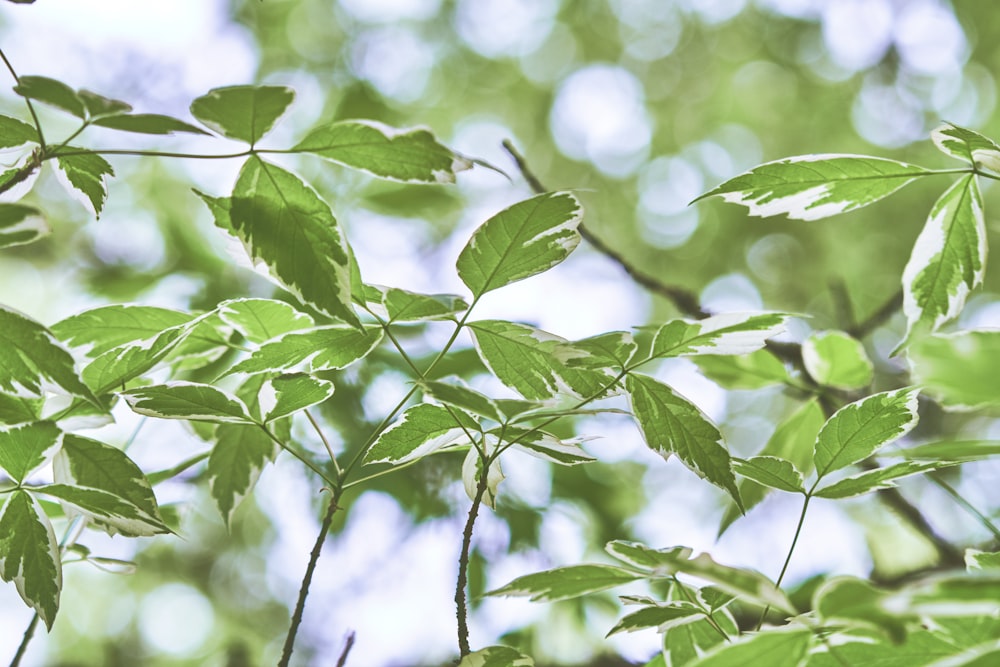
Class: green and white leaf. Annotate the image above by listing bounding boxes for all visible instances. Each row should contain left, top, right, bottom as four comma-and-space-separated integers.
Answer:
560, 331, 637, 372
802, 330, 873, 390
81, 323, 194, 394
909, 330, 1000, 411
487, 563, 642, 602
463, 436, 505, 509
293, 119, 471, 183
662, 608, 738, 667
0, 114, 38, 148
0, 305, 99, 405
52, 304, 194, 358
0, 393, 42, 425
456, 192, 583, 297
36, 483, 169, 537
901, 174, 985, 343
814, 388, 921, 480
694, 155, 927, 221
0, 490, 61, 629
966, 550, 1000, 571
190, 85, 294, 144
92, 113, 209, 135
0, 203, 47, 249
607, 602, 703, 636
468, 320, 614, 401
932, 122, 1000, 175
644, 312, 789, 360
56, 149, 114, 216
457, 646, 534, 667
363, 284, 468, 323
0, 421, 62, 483
693, 349, 791, 390
365, 403, 471, 464
227, 157, 358, 325
625, 374, 742, 510
732, 456, 805, 494
227, 325, 383, 375
814, 577, 907, 642
688, 626, 812, 667
421, 379, 505, 423
814, 460, 948, 499
259, 373, 335, 422
13, 75, 85, 117
208, 423, 277, 527
886, 440, 1000, 461
121, 382, 255, 424
503, 427, 597, 465
218, 298, 314, 345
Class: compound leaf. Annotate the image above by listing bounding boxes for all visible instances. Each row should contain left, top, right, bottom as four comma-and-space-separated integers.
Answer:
487, 564, 642, 602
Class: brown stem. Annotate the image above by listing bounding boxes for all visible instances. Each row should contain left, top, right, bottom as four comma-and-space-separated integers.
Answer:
456, 470, 489, 657
335, 631, 356, 667
279, 490, 342, 667
9, 614, 38, 667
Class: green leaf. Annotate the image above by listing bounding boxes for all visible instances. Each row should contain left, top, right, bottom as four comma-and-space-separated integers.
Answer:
487, 564, 642, 602
77, 89, 132, 118
688, 627, 812, 667
732, 456, 805, 494
363, 284, 469, 323
966, 550, 1000, 571
901, 174, 985, 343
643, 312, 789, 360
37, 483, 169, 537
463, 438, 505, 509
468, 320, 614, 401
194, 189, 233, 233
0, 393, 42, 424
504, 427, 596, 465
0, 490, 61, 628
0, 114, 38, 148
81, 325, 190, 394
13, 75, 85, 118
120, 382, 255, 424
932, 122, 1000, 175
887, 440, 1000, 461
814, 577, 907, 642
218, 298, 314, 344
807, 628, 959, 667
904, 571, 1000, 617
606, 541, 795, 614
53, 434, 163, 528
190, 85, 294, 144
365, 403, 471, 464
814, 460, 949, 499
802, 330, 873, 390
293, 119, 471, 183
260, 373, 335, 422
561, 331, 637, 371
52, 304, 195, 358
693, 349, 791, 390
0, 203, 48, 248
420, 379, 505, 423
456, 192, 584, 297
228, 156, 358, 325
663, 608, 738, 667
56, 149, 114, 216
607, 602, 703, 636
208, 423, 277, 527
227, 325, 382, 375
694, 155, 928, 221
909, 331, 1000, 411
457, 646, 534, 667
814, 388, 921, 480
92, 113, 210, 135
625, 374, 742, 510
0, 305, 99, 405
0, 421, 62, 483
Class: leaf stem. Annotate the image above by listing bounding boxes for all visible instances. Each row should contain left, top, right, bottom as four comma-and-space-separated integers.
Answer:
278, 489, 342, 667
929, 473, 1000, 543
456, 466, 489, 657
9, 615, 38, 667
304, 409, 342, 480
670, 576, 730, 642
756, 493, 811, 630
0, 48, 46, 151
259, 424, 336, 487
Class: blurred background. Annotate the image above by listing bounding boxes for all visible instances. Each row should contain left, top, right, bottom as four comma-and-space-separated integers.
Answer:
1, 0, 999, 665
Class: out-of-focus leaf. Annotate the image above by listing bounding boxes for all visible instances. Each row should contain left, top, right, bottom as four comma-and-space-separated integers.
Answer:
457, 646, 534, 667
909, 331, 1000, 411
885, 440, 1000, 461
606, 602, 703, 636
77, 89, 131, 118
0, 203, 47, 248
687, 627, 812, 667
693, 349, 790, 390
13, 75, 85, 118
92, 113, 209, 135
802, 330, 873, 389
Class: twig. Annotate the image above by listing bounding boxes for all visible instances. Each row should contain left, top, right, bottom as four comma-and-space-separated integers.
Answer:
335, 631, 356, 667
9, 614, 39, 667
501, 139, 708, 319
279, 490, 342, 667
0, 48, 46, 150
455, 470, 489, 657
850, 289, 903, 339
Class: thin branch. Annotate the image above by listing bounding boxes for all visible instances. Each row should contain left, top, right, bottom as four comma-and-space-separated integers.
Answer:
501, 139, 708, 319
850, 289, 903, 339
305, 409, 342, 479
456, 469, 489, 657
335, 631, 356, 667
279, 490, 342, 667
0, 48, 45, 150
757, 494, 811, 630
929, 474, 1000, 543
9, 615, 39, 667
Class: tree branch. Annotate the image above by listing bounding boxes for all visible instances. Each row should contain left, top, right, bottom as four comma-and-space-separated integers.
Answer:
456, 469, 489, 657
335, 631, 356, 667
850, 289, 903, 339
9, 614, 38, 667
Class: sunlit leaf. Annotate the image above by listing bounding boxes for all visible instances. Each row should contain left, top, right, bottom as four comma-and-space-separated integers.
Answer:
52, 304, 195, 358
909, 330, 1000, 411
227, 156, 358, 325
421, 378, 505, 423
663, 607, 738, 667
966, 550, 1000, 571
0, 203, 47, 248
37, 483, 169, 537
218, 298, 314, 344
932, 122, 1000, 175
688, 626, 812, 667
607, 602, 703, 636
208, 423, 277, 528
457, 192, 583, 297
56, 148, 114, 216
92, 113, 210, 135
642, 312, 789, 360
626, 374, 742, 510
457, 646, 534, 667
365, 403, 471, 464
227, 325, 382, 375
732, 456, 805, 494
0, 421, 62, 483
81, 320, 198, 394
487, 564, 642, 602
0, 490, 61, 628
814, 460, 948, 499
121, 381, 255, 424
0, 114, 38, 148
901, 174, 984, 343
560, 331, 636, 371
695, 155, 928, 221
0, 393, 41, 425
886, 440, 1000, 461
13, 75, 85, 118
293, 119, 471, 183
802, 330, 873, 390
503, 427, 596, 465
815, 577, 908, 642
260, 373, 335, 422
190, 85, 294, 144
363, 284, 468, 323
814, 388, 920, 480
